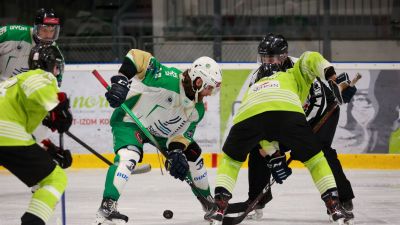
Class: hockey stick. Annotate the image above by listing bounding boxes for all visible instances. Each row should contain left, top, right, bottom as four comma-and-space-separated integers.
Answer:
223, 74, 363, 225
91, 70, 215, 208
65, 131, 151, 174
222, 158, 292, 225
312, 73, 362, 133
59, 133, 67, 225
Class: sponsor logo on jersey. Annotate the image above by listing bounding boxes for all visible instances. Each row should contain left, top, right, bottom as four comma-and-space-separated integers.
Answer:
116, 172, 129, 181
126, 159, 137, 173
135, 131, 143, 144
196, 158, 204, 170
253, 80, 280, 91
165, 71, 178, 78
194, 171, 207, 181
9, 25, 28, 31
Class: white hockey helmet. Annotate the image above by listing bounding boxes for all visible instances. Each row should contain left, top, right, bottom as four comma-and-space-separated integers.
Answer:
188, 56, 222, 97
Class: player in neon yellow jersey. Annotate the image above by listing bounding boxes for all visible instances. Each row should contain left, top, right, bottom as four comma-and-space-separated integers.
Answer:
0, 44, 71, 225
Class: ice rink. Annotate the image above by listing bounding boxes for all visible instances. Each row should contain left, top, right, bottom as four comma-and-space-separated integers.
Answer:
1, 168, 400, 225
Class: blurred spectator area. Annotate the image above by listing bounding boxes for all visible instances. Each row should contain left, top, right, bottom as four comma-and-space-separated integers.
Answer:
1, 0, 399, 63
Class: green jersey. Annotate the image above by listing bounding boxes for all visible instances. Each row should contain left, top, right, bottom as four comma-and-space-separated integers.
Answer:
233, 51, 333, 124
0, 69, 59, 146
0, 25, 35, 81
111, 49, 205, 147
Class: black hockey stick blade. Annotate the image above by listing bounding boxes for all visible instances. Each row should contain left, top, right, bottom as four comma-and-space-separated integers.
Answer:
222, 180, 275, 225
222, 158, 292, 225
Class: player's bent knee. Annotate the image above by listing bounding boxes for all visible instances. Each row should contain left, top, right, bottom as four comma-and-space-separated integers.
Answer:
117, 146, 142, 174
39, 165, 67, 197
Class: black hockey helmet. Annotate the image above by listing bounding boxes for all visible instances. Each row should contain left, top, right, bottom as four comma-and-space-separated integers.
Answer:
29, 44, 65, 86
257, 33, 288, 66
258, 33, 288, 56
33, 8, 60, 43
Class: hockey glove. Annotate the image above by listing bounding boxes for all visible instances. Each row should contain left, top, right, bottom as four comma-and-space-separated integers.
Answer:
42, 92, 73, 133
267, 152, 292, 184
336, 72, 357, 103
105, 75, 130, 108
41, 139, 73, 169
165, 149, 189, 181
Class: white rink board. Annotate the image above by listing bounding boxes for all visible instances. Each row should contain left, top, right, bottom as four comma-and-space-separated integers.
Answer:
57, 63, 400, 154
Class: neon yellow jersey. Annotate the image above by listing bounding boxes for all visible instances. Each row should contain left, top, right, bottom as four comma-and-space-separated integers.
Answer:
0, 69, 59, 146
389, 128, 400, 154
233, 51, 332, 124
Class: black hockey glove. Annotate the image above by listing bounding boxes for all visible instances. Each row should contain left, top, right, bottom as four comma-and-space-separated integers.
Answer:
267, 152, 292, 184
165, 149, 189, 181
336, 72, 357, 103
42, 92, 73, 133
41, 139, 73, 169
105, 75, 130, 108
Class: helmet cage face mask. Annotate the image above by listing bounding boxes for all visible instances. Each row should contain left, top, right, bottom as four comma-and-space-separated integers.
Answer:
257, 53, 288, 65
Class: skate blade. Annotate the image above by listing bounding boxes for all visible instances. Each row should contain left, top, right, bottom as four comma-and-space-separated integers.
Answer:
93, 218, 127, 225
210, 221, 222, 225
345, 218, 355, 225
336, 218, 346, 225
245, 209, 263, 220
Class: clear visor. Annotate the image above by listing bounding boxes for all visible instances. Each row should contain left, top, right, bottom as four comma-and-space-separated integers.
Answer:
33, 24, 60, 42
257, 53, 287, 65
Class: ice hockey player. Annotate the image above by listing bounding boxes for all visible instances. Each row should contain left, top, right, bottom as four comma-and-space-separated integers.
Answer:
226, 34, 356, 223
209, 50, 354, 225
0, 8, 70, 171
93, 49, 222, 225
0, 8, 61, 80
0, 44, 72, 225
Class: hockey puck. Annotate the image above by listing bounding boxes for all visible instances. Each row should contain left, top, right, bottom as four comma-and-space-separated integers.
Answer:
163, 209, 173, 219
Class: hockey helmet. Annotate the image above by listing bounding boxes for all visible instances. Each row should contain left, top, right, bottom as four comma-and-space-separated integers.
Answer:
188, 56, 222, 97
33, 8, 60, 43
29, 44, 65, 86
257, 33, 288, 65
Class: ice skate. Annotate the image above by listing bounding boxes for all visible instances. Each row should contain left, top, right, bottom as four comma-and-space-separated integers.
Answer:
323, 192, 354, 225
93, 198, 128, 225
198, 195, 218, 221
208, 188, 232, 225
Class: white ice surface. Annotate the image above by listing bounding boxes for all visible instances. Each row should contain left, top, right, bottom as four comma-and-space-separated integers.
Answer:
1, 168, 400, 225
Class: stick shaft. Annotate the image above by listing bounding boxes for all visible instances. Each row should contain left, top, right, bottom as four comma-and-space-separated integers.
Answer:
59, 133, 67, 225
65, 131, 112, 165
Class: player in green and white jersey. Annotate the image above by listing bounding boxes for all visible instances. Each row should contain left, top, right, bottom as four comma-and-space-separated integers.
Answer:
210, 51, 354, 225
0, 45, 72, 225
0, 8, 60, 81
93, 49, 222, 225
